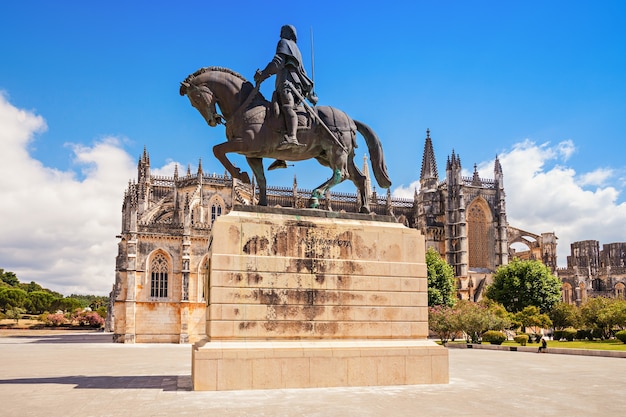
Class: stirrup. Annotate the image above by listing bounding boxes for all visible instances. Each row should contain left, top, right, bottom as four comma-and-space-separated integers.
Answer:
268, 160, 288, 170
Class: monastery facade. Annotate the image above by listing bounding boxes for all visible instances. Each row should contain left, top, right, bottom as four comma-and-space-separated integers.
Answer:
110, 131, 557, 343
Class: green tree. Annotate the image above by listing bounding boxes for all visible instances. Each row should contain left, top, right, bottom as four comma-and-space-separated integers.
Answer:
0, 287, 31, 312
549, 302, 581, 330
28, 291, 57, 314
480, 299, 513, 331
20, 281, 44, 293
67, 294, 109, 310
0, 269, 20, 287
455, 300, 491, 343
485, 258, 562, 313
580, 298, 626, 339
514, 305, 552, 333
426, 247, 456, 307
52, 297, 83, 313
6, 306, 26, 323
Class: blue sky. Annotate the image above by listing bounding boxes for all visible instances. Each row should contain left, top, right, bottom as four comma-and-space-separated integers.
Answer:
1, 1, 625, 295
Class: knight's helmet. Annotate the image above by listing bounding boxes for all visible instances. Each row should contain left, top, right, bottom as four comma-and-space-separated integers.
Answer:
280, 25, 297, 42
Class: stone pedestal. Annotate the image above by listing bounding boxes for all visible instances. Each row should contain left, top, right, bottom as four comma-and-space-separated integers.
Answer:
192, 206, 448, 390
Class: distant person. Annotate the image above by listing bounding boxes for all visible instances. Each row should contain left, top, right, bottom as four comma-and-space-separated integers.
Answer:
538, 337, 547, 353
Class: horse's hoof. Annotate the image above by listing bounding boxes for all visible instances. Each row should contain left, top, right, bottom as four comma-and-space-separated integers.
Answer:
240, 172, 251, 184
360, 206, 370, 214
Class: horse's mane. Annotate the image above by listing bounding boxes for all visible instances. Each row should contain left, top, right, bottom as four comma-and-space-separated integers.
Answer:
183, 66, 248, 84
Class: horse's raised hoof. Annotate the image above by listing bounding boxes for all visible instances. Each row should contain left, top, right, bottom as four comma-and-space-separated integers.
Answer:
360, 206, 370, 214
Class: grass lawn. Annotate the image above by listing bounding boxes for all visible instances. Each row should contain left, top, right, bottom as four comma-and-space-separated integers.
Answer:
501, 339, 626, 351
443, 339, 626, 351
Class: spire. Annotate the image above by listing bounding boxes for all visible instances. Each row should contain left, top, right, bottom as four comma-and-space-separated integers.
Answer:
362, 154, 372, 197
494, 154, 503, 175
142, 145, 149, 165
447, 149, 460, 170
186, 164, 191, 177
420, 129, 438, 181
174, 163, 179, 180
197, 158, 203, 176
472, 163, 481, 185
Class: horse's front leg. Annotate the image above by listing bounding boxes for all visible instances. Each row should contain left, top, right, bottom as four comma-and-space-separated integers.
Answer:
246, 157, 267, 206
213, 141, 251, 183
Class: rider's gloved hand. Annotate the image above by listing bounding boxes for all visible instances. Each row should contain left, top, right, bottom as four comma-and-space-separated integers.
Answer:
254, 69, 265, 85
308, 91, 318, 106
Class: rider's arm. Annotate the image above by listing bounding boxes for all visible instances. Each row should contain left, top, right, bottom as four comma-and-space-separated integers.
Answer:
255, 53, 285, 83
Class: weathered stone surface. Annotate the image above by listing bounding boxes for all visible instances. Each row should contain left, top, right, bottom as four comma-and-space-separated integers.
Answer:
192, 207, 448, 390
204, 208, 427, 340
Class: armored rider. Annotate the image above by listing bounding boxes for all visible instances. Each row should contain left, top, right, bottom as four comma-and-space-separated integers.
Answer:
255, 24, 318, 151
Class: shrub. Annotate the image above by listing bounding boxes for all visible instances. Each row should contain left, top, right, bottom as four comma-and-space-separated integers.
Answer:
76, 311, 104, 328
615, 330, 626, 344
591, 328, 605, 340
514, 334, 529, 346
562, 327, 577, 341
576, 329, 593, 341
45, 312, 67, 326
482, 330, 507, 345
553, 330, 563, 341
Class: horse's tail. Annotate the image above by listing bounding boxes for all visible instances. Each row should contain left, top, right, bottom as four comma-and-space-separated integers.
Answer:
354, 120, 392, 189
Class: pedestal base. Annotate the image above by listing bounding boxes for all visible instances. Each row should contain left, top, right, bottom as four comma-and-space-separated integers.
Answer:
192, 339, 448, 391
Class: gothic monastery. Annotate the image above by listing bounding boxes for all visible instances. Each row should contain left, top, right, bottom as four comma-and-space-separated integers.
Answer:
110, 130, 622, 343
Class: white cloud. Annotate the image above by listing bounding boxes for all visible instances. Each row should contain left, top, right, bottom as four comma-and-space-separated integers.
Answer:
0, 94, 136, 295
576, 168, 614, 187
391, 180, 420, 199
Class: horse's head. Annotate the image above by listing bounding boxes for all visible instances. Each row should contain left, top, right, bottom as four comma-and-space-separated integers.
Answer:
180, 79, 224, 127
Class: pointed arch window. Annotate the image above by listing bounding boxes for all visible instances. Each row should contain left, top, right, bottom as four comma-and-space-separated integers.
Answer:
211, 203, 222, 224
150, 253, 169, 298
616, 283, 625, 299
467, 200, 491, 269
562, 283, 573, 304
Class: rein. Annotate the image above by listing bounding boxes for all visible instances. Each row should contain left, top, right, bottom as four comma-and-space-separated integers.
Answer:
225, 83, 261, 126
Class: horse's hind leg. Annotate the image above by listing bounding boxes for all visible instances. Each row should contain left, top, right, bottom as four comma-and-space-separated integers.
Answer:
246, 157, 267, 206
213, 141, 251, 184
347, 157, 370, 213
311, 164, 348, 209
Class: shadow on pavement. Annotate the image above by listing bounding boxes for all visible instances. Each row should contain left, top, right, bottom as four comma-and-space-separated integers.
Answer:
0, 375, 191, 391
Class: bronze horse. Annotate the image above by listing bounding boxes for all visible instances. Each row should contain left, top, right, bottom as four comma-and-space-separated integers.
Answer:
179, 66, 391, 212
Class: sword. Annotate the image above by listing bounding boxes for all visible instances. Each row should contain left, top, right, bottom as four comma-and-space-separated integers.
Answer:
310, 26, 315, 103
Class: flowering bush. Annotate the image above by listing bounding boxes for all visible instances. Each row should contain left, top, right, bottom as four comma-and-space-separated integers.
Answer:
45, 312, 67, 326
76, 311, 105, 328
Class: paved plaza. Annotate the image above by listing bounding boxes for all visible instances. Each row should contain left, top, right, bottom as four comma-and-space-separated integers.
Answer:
1, 331, 625, 417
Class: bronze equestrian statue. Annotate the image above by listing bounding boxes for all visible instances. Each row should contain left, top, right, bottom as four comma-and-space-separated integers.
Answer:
180, 29, 391, 213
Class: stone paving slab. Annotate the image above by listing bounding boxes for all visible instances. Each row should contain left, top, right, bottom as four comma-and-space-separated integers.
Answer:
1, 331, 625, 416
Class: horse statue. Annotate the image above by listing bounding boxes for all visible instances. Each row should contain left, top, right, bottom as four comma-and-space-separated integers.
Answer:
179, 66, 391, 213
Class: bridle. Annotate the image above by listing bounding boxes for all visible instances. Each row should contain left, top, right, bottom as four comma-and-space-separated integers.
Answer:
182, 81, 225, 126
